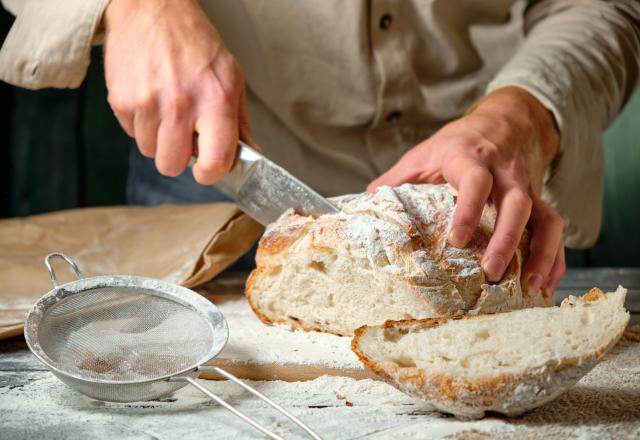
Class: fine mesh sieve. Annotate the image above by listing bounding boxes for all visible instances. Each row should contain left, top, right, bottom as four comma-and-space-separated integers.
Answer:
24, 253, 322, 440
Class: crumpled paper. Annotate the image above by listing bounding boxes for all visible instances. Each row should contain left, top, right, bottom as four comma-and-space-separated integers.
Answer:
0, 203, 263, 339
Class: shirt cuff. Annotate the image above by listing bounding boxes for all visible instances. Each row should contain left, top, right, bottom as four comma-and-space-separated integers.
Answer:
0, 0, 110, 89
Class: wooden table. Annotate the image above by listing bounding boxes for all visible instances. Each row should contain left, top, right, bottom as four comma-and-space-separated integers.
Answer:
1, 268, 638, 440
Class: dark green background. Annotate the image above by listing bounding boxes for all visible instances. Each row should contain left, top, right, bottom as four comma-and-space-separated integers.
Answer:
1, 13, 638, 267
6, 50, 130, 216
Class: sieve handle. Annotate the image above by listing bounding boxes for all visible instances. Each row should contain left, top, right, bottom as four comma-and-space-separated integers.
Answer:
173, 367, 323, 440
201, 366, 323, 439
45, 253, 84, 288
178, 376, 285, 440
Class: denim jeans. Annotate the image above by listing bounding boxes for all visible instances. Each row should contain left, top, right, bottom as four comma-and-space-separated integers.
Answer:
126, 145, 257, 272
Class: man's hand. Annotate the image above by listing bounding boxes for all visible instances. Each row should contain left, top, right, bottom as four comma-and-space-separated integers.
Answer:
103, 0, 250, 184
369, 87, 564, 297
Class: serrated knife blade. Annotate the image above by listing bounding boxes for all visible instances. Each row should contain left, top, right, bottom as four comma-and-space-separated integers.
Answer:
214, 142, 340, 226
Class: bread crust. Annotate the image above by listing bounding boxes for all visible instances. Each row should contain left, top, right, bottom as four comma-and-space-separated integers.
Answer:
351, 288, 629, 419
246, 184, 553, 335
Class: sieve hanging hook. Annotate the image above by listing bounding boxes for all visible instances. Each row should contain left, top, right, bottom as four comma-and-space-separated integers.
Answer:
45, 252, 84, 287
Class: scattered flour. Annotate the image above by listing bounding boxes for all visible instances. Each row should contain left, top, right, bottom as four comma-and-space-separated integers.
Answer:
1, 326, 639, 439
217, 298, 362, 370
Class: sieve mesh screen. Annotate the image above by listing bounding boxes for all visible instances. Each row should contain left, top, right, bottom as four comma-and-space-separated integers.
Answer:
38, 287, 214, 381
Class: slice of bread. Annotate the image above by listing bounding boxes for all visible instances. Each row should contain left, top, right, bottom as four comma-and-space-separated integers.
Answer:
351, 287, 629, 419
246, 184, 552, 336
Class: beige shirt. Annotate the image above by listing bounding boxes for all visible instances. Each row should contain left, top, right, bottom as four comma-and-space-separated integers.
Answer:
1, 0, 639, 249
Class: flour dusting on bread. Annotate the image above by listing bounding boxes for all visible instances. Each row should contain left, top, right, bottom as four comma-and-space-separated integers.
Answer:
246, 183, 551, 336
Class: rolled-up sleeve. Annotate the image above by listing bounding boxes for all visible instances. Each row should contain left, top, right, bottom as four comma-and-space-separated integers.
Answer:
487, 0, 640, 249
0, 0, 109, 89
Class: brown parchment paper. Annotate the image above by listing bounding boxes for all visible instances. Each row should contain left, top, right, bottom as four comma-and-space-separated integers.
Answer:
0, 204, 263, 339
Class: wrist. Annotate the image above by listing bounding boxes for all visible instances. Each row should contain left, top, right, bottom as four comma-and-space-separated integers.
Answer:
469, 86, 560, 167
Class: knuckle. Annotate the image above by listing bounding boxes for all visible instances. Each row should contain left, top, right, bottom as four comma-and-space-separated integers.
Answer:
204, 76, 236, 109
136, 139, 156, 157
107, 91, 131, 113
220, 52, 242, 76
510, 189, 532, 211
497, 231, 521, 251
473, 141, 498, 163
164, 89, 191, 117
538, 205, 565, 230
465, 167, 493, 189
193, 173, 213, 185
208, 62, 243, 106
193, 160, 228, 184
138, 148, 154, 158
458, 199, 485, 219
204, 155, 233, 173
215, 84, 236, 108
156, 159, 184, 178
135, 90, 157, 112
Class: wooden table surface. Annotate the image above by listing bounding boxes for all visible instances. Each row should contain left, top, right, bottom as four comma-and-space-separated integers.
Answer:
1, 268, 638, 440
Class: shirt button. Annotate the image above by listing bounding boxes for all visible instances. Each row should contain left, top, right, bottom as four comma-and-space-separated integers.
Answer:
386, 110, 402, 123
379, 14, 392, 29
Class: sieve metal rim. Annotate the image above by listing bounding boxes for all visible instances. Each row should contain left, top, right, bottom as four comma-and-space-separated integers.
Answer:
24, 274, 229, 386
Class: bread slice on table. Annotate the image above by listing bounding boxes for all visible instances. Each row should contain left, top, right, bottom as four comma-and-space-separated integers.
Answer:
246, 183, 552, 336
351, 287, 629, 419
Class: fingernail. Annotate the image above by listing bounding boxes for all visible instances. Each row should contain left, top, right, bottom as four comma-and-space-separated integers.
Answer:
448, 225, 472, 248
526, 273, 544, 294
482, 255, 505, 282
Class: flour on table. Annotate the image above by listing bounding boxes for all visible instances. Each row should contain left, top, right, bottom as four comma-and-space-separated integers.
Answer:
1, 326, 639, 439
217, 298, 362, 369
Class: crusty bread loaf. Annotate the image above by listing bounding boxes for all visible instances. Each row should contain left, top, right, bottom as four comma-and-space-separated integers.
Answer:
246, 183, 553, 336
351, 287, 629, 419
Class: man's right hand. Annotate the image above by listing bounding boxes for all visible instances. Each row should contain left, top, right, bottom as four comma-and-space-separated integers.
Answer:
103, 0, 250, 184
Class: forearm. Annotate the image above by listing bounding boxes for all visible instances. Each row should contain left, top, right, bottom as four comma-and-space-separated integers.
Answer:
487, 0, 640, 248
490, 0, 640, 130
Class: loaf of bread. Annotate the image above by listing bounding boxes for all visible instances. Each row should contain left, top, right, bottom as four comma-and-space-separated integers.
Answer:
246, 183, 552, 336
351, 287, 629, 419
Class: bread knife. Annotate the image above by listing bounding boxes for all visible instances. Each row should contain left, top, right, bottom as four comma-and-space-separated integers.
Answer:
213, 141, 340, 226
